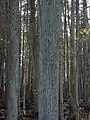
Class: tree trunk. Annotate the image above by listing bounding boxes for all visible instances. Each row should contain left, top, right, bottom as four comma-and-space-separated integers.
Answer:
70, 0, 76, 106
38, 0, 62, 120
6, 0, 20, 119
76, 0, 80, 119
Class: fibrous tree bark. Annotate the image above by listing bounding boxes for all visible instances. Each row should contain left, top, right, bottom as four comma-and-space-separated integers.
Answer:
38, 0, 62, 120
6, 0, 20, 119
82, 0, 88, 102
70, 0, 76, 106
76, 0, 80, 119
30, 0, 39, 110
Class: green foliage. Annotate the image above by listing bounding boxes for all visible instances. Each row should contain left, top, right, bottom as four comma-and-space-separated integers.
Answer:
79, 27, 90, 36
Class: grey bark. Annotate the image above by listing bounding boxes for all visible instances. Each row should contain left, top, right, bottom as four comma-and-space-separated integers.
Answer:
67, 0, 71, 99
82, 0, 88, 102
38, 0, 61, 120
64, 0, 69, 98
70, 0, 76, 105
7, 0, 20, 120
59, 35, 64, 120
30, 0, 39, 110
76, 0, 80, 119
59, 1, 64, 120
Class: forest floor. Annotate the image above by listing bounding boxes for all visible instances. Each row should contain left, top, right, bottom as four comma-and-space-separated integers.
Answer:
0, 103, 90, 120
0, 88, 90, 120
63, 99, 90, 120
0, 104, 89, 120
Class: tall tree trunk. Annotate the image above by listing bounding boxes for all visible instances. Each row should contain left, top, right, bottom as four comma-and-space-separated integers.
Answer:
59, 28, 64, 120
76, 0, 80, 119
64, 0, 68, 99
59, 1, 64, 120
7, 0, 20, 119
70, 0, 76, 107
82, 0, 88, 102
30, 0, 39, 110
18, 0, 22, 114
67, 0, 71, 99
22, 10, 26, 114
38, 0, 61, 120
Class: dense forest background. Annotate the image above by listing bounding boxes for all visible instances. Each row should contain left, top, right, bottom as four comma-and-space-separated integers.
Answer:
0, 0, 90, 120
